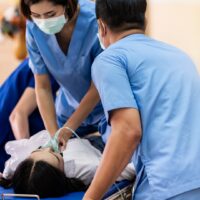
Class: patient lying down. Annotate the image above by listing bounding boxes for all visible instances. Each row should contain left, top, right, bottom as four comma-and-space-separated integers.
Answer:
0, 131, 135, 198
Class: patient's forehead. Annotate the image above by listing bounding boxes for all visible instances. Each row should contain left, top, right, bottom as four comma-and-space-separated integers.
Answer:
30, 149, 59, 167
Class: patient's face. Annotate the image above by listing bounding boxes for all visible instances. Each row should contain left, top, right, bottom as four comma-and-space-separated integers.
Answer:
30, 147, 64, 171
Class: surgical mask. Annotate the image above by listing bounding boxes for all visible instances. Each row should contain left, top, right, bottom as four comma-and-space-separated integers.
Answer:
32, 14, 67, 35
97, 33, 106, 50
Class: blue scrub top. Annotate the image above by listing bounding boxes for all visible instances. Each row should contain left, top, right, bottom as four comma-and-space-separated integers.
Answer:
26, 0, 103, 128
92, 34, 200, 199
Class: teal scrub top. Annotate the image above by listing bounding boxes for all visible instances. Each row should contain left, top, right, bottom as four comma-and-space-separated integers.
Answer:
26, 0, 103, 127
92, 34, 200, 199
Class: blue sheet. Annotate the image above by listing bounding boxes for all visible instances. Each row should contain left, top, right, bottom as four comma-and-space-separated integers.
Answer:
0, 180, 132, 199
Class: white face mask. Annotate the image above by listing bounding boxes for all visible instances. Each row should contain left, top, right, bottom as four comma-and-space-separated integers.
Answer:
97, 33, 106, 50
32, 14, 68, 35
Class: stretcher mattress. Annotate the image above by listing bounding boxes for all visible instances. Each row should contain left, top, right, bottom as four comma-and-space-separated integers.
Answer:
0, 180, 133, 200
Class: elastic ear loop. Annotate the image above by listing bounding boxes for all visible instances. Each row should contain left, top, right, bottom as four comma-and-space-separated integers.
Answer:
58, 126, 126, 200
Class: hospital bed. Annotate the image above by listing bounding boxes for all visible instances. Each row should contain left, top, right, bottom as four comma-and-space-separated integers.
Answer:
0, 180, 133, 200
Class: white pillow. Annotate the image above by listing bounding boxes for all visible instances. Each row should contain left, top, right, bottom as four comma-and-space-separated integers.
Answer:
2, 130, 50, 179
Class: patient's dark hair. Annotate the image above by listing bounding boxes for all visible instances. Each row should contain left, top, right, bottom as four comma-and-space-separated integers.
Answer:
20, 0, 78, 20
0, 159, 86, 198
96, 0, 147, 32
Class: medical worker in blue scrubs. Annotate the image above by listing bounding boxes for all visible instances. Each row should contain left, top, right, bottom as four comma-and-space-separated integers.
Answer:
20, 0, 104, 140
0, 59, 59, 172
84, 0, 200, 199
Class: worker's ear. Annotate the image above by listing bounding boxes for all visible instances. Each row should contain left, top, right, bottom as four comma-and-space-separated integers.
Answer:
98, 19, 107, 38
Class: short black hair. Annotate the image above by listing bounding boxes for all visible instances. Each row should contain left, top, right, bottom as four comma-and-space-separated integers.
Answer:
96, 0, 147, 32
0, 159, 86, 198
20, 0, 78, 20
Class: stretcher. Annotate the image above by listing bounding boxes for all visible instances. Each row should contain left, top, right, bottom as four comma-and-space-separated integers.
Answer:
0, 180, 133, 200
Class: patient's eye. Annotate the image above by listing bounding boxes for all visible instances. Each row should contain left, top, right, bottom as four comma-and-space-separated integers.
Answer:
31, 146, 43, 154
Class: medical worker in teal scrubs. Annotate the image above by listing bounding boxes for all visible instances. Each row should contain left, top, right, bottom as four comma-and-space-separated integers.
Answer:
20, 0, 104, 139
84, 0, 200, 200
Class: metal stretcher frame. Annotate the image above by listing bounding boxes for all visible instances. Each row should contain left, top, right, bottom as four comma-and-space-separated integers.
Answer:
1, 194, 40, 200
0, 180, 133, 200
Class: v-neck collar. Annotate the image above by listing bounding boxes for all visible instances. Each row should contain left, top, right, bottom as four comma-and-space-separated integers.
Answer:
51, 4, 82, 59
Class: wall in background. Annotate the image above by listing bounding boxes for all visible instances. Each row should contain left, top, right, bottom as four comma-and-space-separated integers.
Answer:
0, 1, 20, 84
0, 0, 200, 84
148, 0, 200, 72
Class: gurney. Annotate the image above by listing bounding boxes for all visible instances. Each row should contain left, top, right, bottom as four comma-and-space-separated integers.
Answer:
0, 180, 133, 200
0, 131, 135, 199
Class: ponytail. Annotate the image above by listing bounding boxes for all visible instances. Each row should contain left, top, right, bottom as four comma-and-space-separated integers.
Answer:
65, 177, 87, 193
0, 177, 13, 189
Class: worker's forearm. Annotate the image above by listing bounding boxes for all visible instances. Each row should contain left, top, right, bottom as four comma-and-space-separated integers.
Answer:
84, 128, 140, 200
9, 111, 29, 139
12, 87, 37, 116
36, 87, 58, 136
63, 82, 100, 136
9, 88, 37, 139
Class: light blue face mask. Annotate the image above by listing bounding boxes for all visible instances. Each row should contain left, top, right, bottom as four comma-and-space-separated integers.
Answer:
32, 14, 68, 35
97, 33, 106, 50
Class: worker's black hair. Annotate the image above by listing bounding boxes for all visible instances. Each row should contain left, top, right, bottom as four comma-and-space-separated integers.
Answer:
20, 0, 78, 20
96, 0, 147, 32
